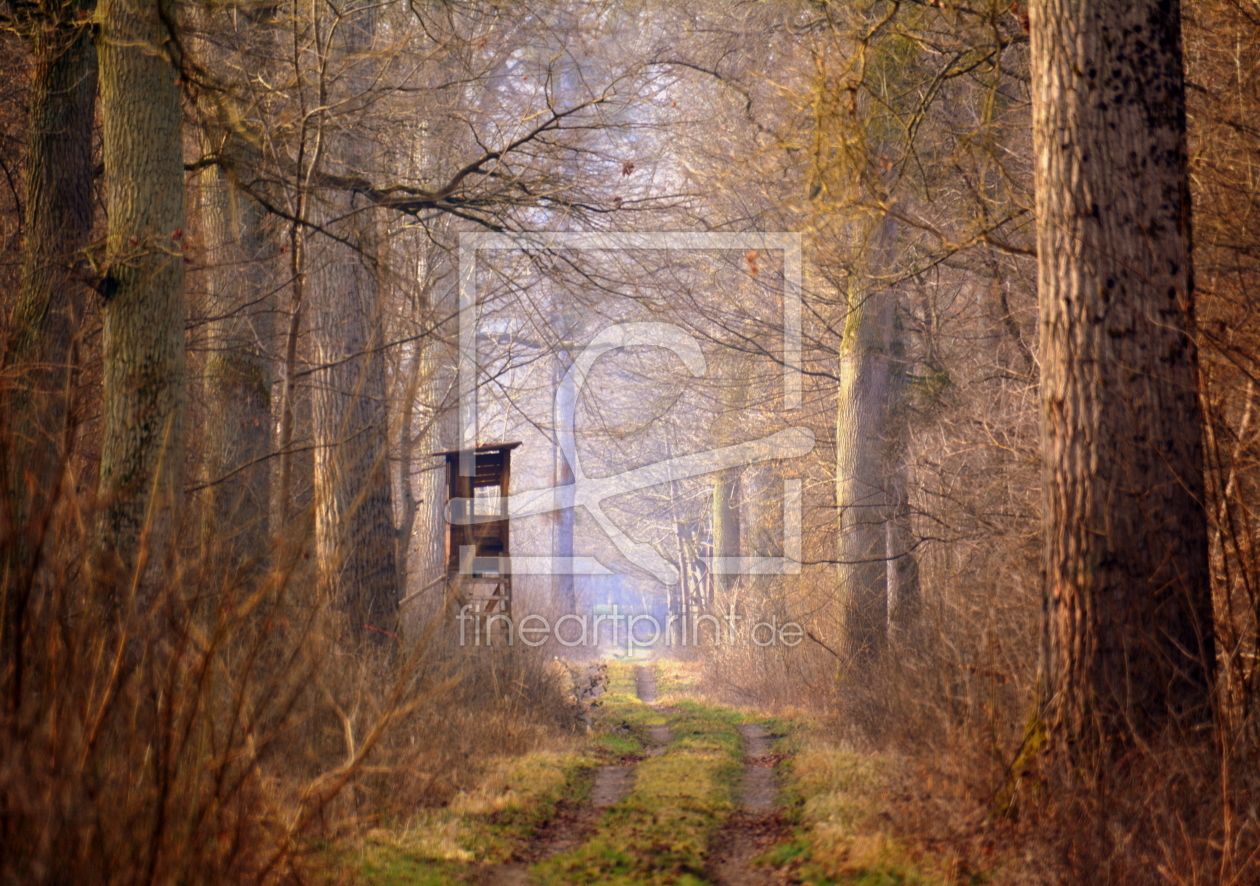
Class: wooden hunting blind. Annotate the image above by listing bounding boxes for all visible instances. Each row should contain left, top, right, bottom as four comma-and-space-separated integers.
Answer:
434, 441, 521, 642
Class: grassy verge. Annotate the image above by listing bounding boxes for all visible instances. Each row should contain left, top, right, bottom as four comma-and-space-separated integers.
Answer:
652, 657, 705, 700
533, 662, 744, 886
341, 744, 592, 884
767, 732, 949, 886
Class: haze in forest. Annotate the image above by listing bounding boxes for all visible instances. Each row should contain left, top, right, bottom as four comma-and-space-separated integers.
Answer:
1, 2, 1258, 885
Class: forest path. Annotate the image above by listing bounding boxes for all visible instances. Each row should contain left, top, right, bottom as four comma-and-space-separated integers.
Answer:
512, 660, 790, 885
472, 664, 673, 886
361, 660, 946, 886
703, 721, 793, 886
638, 663, 792, 886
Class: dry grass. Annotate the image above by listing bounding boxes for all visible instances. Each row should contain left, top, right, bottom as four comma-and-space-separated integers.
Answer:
0, 491, 579, 886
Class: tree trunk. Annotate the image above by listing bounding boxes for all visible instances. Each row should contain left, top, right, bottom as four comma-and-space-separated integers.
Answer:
1030, 0, 1215, 746
711, 467, 741, 598
412, 317, 457, 608
7, 13, 95, 396
94, 0, 187, 588
835, 213, 913, 663
308, 3, 398, 637
393, 343, 422, 598
884, 451, 919, 634
310, 228, 398, 635
199, 164, 275, 573
553, 345, 577, 614
2, 8, 96, 677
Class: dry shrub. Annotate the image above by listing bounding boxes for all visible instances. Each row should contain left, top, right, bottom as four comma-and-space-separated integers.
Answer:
0, 483, 576, 886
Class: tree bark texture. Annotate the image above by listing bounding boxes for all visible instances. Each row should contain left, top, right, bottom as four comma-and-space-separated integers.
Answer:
6, 13, 96, 491
1030, 0, 1215, 744
708, 359, 749, 605
94, 0, 187, 583
884, 456, 919, 633
8, 14, 95, 381
310, 221, 398, 634
411, 321, 456, 608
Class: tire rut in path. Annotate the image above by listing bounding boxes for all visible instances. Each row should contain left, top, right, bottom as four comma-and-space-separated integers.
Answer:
634, 665, 672, 755
704, 723, 793, 886
472, 665, 671, 885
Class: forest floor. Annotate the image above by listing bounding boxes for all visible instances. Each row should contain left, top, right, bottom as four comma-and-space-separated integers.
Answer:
343, 659, 984, 886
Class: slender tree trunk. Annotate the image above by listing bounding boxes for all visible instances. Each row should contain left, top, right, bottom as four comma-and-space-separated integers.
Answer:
709, 359, 751, 608
277, 221, 308, 530
1030, 0, 1215, 746
413, 324, 456, 602
553, 343, 577, 614
94, 0, 187, 588
394, 343, 422, 597
711, 467, 741, 597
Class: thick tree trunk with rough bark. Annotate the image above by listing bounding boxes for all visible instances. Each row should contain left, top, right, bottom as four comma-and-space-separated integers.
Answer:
8, 16, 95, 386
1030, 0, 1215, 746
94, 0, 187, 585
835, 281, 892, 662
884, 455, 919, 633
310, 229, 398, 634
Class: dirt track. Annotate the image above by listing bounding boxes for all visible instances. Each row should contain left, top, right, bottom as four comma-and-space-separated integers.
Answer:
704, 722, 793, 885
476, 663, 788, 885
